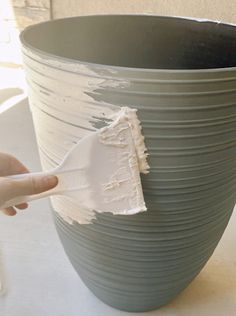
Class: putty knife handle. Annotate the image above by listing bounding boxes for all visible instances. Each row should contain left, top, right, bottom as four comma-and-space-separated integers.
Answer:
1, 170, 62, 209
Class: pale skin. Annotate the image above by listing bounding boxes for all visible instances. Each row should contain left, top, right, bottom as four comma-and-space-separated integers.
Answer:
0, 152, 58, 216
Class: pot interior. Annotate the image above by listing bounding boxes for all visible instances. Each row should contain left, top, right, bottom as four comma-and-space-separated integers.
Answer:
21, 15, 236, 70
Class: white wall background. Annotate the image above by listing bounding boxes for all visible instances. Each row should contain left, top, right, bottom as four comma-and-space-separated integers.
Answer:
52, 0, 236, 24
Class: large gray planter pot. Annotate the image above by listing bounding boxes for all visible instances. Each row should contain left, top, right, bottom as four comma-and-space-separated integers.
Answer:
20, 15, 236, 312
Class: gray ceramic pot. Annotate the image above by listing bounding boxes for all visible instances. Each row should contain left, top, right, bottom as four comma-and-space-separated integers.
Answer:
20, 15, 236, 312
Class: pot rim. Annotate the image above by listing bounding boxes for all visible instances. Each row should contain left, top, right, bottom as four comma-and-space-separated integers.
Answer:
20, 14, 236, 75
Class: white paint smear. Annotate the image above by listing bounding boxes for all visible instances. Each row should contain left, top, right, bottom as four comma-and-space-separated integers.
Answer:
22, 49, 149, 224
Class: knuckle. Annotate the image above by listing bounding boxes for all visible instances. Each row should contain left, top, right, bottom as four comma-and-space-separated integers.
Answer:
29, 176, 42, 194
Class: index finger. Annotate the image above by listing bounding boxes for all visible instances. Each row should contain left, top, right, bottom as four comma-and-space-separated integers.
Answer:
0, 153, 29, 177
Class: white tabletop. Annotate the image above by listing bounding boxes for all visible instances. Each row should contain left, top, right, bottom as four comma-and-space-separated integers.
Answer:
0, 100, 235, 316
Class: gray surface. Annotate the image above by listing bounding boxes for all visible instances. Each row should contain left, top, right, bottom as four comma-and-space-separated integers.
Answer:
20, 15, 236, 312
0, 97, 235, 315
19, 15, 236, 312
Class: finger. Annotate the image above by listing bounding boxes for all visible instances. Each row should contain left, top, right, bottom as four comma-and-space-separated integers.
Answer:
0, 153, 15, 174
0, 175, 58, 203
10, 175, 58, 197
1, 207, 17, 216
15, 203, 28, 210
8, 155, 29, 175
0, 153, 29, 176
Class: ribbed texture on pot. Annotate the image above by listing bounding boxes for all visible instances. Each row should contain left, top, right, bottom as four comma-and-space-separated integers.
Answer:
20, 15, 236, 312
53, 69, 236, 311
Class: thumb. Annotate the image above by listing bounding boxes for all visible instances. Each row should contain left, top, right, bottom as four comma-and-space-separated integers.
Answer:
3, 175, 58, 201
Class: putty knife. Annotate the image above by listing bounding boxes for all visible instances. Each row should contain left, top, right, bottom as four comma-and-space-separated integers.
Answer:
2, 108, 148, 222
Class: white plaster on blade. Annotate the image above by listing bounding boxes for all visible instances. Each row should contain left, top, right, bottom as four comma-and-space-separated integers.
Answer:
50, 107, 149, 224
97, 107, 149, 217
101, 107, 150, 174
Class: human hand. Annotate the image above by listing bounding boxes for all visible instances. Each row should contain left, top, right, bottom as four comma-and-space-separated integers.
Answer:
0, 153, 58, 216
